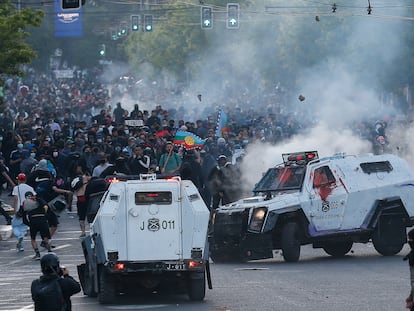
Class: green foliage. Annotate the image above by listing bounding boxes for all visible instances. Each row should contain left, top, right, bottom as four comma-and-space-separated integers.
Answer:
0, 0, 44, 76
0, 0, 43, 111
123, 2, 207, 81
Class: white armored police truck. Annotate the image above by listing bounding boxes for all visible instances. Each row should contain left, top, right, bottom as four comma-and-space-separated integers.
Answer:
210, 151, 414, 263
77, 174, 212, 304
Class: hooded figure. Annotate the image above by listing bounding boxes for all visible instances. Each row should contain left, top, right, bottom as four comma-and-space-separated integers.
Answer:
405, 228, 414, 310
36, 159, 49, 171
27, 160, 54, 191
31, 252, 81, 311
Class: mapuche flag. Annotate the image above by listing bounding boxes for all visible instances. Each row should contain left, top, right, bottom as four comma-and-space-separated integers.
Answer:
215, 109, 230, 138
173, 131, 205, 150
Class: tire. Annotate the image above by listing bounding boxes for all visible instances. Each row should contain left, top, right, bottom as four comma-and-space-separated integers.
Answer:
98, 265, 116, 304
281, 222, 301, 262
323, 241, 353, 257
188, 271, 206, 301
372, 226, 404, 256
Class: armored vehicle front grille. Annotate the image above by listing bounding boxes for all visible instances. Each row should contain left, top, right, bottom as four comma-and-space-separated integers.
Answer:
213, 209, 248, 237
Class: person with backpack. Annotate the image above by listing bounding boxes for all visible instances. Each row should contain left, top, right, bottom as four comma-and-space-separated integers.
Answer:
25, 191, 52, 259
27, 159, 59, 249
31, 252, 81, 311
11, 173, 34, 252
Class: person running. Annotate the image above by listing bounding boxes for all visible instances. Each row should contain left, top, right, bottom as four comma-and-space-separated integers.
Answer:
11, 173, 34, 252
24, 192, 52, 260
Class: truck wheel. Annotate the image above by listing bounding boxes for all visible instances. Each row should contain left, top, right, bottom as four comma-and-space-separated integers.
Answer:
98, 265, 116, 304
188, 271, 206, 301
372, 225, 404, 256
323, 241, 353, 257
281, 222, 301, 262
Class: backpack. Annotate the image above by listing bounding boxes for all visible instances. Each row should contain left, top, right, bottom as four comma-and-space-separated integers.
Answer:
35, 180, 54, 201
33, 278, 66, 311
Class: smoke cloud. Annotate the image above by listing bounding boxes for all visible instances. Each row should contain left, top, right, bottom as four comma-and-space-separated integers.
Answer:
98, 1, 414, 192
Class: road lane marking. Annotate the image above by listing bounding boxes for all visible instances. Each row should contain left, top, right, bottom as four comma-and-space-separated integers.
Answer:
105, 305, 168, 309
234, 267, 269, 271
3, 244, 71, 266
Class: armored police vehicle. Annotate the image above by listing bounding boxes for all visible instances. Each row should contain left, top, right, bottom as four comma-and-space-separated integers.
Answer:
77, 174, 212, 304
210, 151, 414, 263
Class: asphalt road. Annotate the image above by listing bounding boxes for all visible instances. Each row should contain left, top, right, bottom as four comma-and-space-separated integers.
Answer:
0, 192, 411, 311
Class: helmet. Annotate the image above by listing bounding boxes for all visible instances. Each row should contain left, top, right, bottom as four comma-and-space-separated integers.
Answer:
71, 176, 83, 191
40, 252, 60, 274
17, 173, 26, 181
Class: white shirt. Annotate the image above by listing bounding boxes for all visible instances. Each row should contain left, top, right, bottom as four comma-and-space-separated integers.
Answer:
12, 183, 36, 212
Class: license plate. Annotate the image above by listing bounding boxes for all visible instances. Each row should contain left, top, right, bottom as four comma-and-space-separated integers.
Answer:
166, 263, 185, 270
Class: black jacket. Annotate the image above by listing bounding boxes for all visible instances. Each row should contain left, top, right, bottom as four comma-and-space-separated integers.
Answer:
31, 273, 81, 311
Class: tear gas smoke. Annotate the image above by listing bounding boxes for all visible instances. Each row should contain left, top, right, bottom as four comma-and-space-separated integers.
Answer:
96, 1, 414, 193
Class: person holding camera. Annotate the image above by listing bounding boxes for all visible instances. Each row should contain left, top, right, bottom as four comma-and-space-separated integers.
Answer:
31, 252, 81, 311
405, 228, 414, 310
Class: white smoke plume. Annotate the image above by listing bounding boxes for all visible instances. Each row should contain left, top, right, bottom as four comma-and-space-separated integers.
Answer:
241, 124, 372, 191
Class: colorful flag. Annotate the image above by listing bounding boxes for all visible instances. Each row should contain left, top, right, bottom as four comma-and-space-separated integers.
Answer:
173, 131, 205, 150
215, 109, 230, 137
155, 129, 172, 138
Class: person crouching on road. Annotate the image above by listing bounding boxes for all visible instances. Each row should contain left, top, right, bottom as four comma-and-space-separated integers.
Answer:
31, 252, 81, 311
405, 228, 414, 310
24, 191, 52, 259
11, 173, 34, 252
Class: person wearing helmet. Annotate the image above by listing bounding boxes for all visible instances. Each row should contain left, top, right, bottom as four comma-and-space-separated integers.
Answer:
31, 252, 81, 311
11, 173, 35, 251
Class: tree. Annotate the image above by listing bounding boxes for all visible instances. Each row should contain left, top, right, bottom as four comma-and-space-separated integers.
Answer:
0, 0, 43, 109
122, 2, 208, 81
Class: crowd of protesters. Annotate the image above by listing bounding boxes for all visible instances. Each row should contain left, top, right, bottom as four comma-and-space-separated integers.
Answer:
0, 68, 410, 218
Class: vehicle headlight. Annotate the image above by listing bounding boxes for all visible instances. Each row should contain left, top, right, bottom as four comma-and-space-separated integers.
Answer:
248, 207, 267, 233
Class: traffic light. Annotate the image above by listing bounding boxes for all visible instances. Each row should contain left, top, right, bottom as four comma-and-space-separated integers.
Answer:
144, 15, 153, 32
99, 44, 106, 57
120, 22, 128, 36
201, 6, 213, 29
131, 15, 139, 31
62, 0, 80, 9
111, 29, 118, 40
227, 3, 240, 29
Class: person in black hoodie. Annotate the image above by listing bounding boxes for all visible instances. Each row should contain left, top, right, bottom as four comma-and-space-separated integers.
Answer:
128, 145, 150, 175
180, 149, 203, 191
31, 252, 81, 311
405, 228, 414, 310
24, 191, 52, 260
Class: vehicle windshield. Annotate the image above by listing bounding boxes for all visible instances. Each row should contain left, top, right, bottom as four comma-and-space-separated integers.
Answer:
253, 166, 305, 194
